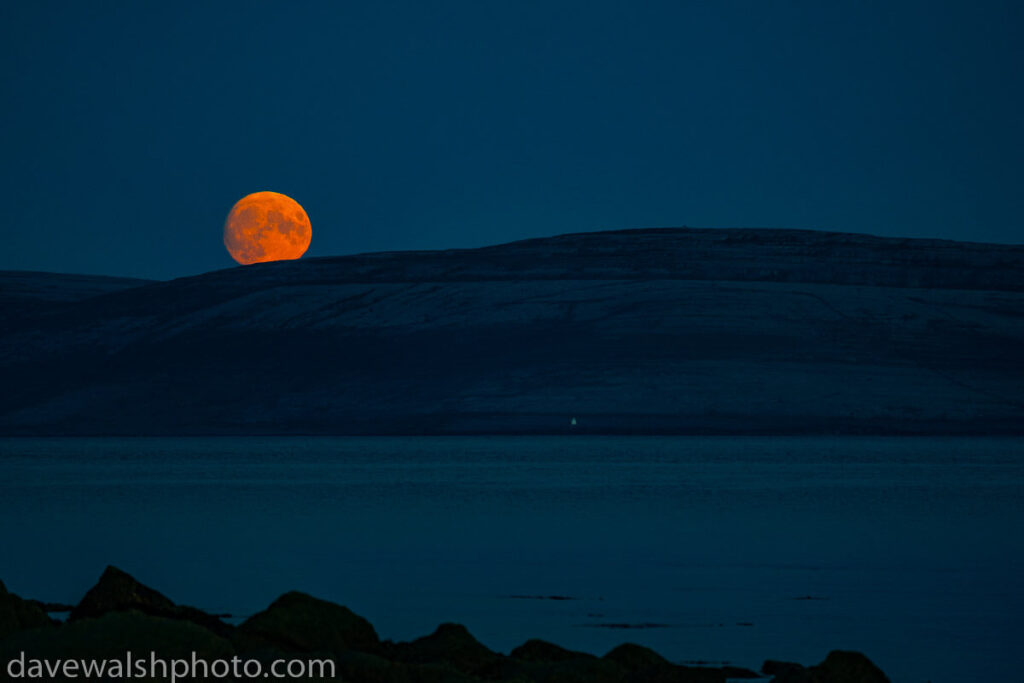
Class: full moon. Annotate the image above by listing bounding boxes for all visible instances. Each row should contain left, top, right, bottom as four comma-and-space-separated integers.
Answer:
224, 191, 312, 265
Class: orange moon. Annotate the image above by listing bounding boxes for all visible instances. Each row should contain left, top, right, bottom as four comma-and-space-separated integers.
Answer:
223, 191, 312, 265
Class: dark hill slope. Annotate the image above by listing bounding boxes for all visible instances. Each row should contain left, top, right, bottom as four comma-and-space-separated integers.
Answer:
0, 271, 152, 321
1, 228, 1022, 435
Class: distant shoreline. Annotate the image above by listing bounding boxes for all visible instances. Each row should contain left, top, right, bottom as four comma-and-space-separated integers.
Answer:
3, 422, 1024, 438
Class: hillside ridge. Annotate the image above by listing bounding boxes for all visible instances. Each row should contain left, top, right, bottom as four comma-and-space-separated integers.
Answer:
1, 227, 1022, 435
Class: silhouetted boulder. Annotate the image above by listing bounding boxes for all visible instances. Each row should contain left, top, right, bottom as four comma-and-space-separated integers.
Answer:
603, 643, 671, 670
236, 591, 379, 655
500, 639, 625, 682
511, 639, 596, 662
765, 650, 889, 683
0, 581, 54, 640
763, 660, 805, 677
3, 571, 892, 683
333, 649, 483, 683
389, 623, 500, 676
603, 643, 728, 682
68, 566, 231, 636
814, 651, 889, 683
0, 611, 233, 676
69, 566, 172, 620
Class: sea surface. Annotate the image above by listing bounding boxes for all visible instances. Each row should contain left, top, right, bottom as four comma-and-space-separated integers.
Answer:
1, 436, 1022, 682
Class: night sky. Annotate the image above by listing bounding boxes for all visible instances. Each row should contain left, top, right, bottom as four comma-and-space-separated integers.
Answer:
2, 1, 1021, 280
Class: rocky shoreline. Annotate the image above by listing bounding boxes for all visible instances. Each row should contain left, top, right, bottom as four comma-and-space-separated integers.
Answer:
0, 566, 890, 682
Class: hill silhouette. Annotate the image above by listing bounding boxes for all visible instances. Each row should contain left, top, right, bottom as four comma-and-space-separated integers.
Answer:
1, 228, 1022, 435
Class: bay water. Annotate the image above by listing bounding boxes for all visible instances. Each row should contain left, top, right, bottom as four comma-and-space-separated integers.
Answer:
1, 436, 1021, 682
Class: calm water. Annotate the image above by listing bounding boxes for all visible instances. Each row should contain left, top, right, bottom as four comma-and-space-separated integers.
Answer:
0, 436, 1022, 682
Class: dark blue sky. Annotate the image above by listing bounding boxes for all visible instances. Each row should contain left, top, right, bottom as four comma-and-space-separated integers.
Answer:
2, 1, 1021, 279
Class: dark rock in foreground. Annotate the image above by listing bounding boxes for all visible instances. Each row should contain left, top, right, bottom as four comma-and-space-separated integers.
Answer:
235, 591, 379, 654
1, 227, 1022, 436
603, 643, 728, 682
1, 611, 233, 667
0, 567, 886, 682
762, 651, 890, 682
69, 566, 231, 637
388, 622, 500, 674
511, 638, 594, 662
0, 581, 54, 641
